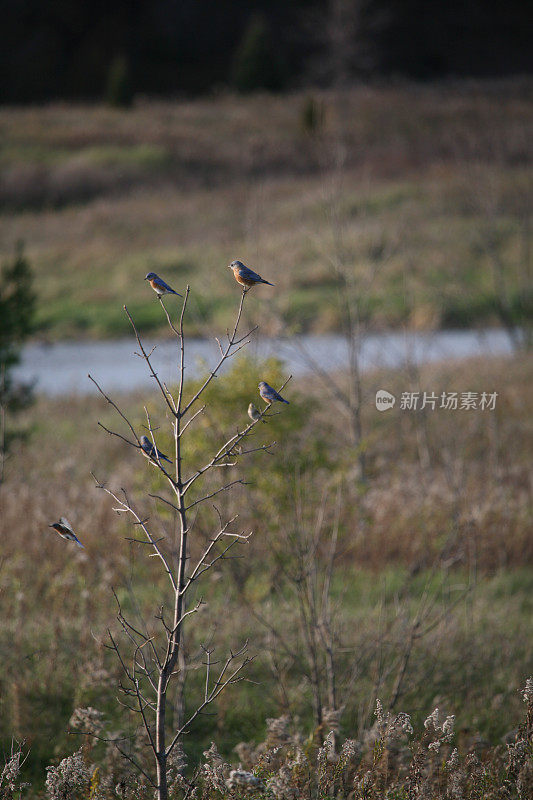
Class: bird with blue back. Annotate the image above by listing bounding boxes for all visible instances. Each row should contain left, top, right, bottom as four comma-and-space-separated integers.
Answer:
258, 381, 290, 405
140, 434, 172, 464
49, 518, 84, 548
145, 272, 183, 298
229, 260, 274, 291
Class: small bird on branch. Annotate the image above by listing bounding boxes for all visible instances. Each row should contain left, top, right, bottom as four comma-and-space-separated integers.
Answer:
229, 260, 274, 291
145, 272, 183, 298
248, 402, 266, 423
258, 381, 290, 405
140, 434, 172, 464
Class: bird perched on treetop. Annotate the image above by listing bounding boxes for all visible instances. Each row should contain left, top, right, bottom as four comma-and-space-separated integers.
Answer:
229, 260, 274, 291
145, 272, 183, 298
140, 434, 172, 464
248, 402, 266, 423
258, 381, 290, 405
49, 518, 84, 548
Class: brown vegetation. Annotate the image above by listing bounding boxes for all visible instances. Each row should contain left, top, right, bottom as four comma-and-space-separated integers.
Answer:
0, 81, 531, 337
0, 349, 531, 793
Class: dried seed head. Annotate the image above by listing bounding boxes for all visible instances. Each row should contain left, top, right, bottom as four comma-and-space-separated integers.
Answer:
226, 769, 264, 790
45, 749, 90, 800
266, 715, 291, 746
424, 708, 440, 730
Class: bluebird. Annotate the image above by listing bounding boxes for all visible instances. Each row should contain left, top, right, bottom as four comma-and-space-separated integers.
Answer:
258, 381, 289, 405
229, 260, 274, 291
140, 434, 172, 464
49, 518, 84, 548
248, 402, 266, 423
145, 272, 183, 298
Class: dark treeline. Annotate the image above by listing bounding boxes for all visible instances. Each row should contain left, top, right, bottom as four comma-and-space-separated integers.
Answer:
1, 0, 532, 104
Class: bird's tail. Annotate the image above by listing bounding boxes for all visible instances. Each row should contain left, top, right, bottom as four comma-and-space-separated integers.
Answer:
75, 539, 85, 549
261, 279, 275, 286
282, 399, 290, 404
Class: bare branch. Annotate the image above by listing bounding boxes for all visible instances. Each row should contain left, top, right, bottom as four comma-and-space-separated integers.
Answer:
159, 296, 181, 338
97, 421, 138, 448
148, 493, 179, 512
180, 404, 206, 435
181, 290, 254, 417
115, 743, 156, 787
89, 374, 141, 445
93, 475, 177, 592
185, 479, 245, 511
175, 285, 190, 419
166, 647, 251, 757
124, 305, 177, 417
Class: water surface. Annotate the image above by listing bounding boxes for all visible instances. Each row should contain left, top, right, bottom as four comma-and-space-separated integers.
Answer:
15, 329, 514, 396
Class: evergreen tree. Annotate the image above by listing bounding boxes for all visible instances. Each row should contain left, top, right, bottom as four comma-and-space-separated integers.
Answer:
0, 243, 36, 479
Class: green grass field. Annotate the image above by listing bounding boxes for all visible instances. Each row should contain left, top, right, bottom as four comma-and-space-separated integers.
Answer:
1, 80, 531, 339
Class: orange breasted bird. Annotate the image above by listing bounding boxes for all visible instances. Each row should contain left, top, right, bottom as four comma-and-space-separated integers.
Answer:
145, 272, 183, 298
229, 260, 274, 291
258, 381, 289, 405
49, 518, 84, 548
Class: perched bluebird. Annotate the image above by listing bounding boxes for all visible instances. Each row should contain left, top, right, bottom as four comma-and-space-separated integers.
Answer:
248, 402, 266, 423
258, 381, 290, 405
145, 272, 183, 298
140, 434, 172, 464
229, 260, 274, 291
49, 517, 84, 548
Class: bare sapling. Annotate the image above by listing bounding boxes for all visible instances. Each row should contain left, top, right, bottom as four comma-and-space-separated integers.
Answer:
88, 287, 290, 800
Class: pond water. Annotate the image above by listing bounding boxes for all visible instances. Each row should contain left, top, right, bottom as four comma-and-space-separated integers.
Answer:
14, 329, 514, 396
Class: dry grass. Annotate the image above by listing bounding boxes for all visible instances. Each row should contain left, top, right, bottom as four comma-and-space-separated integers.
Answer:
0, 80, 531, 337
4, 690, 532, 798
0, 351, 531, 792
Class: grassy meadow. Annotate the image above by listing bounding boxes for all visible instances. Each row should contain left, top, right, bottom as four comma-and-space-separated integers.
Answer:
0, 80, 532, 339
1, 347, 532, 795
0, 81, 532, 797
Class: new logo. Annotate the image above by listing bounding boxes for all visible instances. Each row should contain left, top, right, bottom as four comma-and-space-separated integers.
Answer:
375, 389, 396, 411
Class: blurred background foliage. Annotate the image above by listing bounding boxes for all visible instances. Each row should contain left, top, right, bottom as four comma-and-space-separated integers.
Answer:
1, 1, 531, 104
